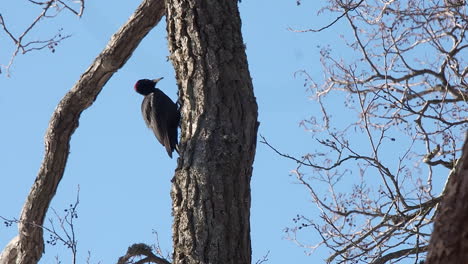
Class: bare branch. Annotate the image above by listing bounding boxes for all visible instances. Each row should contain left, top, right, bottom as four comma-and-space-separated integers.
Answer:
0, 0, 85, 75
254, 251, 270, 264
371, 245, 429, 264
1, 187, 81, 264
0, 0, 165, 263
288, 0, 365, 33
117, 244, 171, 264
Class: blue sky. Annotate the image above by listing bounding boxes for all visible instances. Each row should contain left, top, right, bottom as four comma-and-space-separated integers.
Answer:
0, 1, 384, 263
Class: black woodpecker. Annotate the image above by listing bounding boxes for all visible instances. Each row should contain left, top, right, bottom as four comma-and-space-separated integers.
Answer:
134, 78, 180, 158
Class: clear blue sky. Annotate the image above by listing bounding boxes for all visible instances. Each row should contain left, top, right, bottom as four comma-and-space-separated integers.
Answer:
0, 1, 361, 263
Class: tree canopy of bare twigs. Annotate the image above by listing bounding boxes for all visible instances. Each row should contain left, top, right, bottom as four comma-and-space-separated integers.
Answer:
269, 0, 467, 263
0, 0, 85, 76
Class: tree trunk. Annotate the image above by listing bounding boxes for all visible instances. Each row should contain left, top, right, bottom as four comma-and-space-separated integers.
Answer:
166, 1, 258, 264
0, 1, 165, 263
426, 133, 468, 264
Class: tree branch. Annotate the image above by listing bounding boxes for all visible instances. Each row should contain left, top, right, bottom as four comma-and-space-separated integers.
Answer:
371, 245, 429, 264
288, 0, 365, 33
117, 244, 171, 264
0, 0, 165, 263
0, 0, 85, 75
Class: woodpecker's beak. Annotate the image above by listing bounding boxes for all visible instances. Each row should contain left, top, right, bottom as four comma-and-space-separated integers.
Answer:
152, 77, 164, 84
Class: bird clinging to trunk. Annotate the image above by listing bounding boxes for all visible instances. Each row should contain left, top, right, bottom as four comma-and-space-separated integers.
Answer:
134, 78, 180, 158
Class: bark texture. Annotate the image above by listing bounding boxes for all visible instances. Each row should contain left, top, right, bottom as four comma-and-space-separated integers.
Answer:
0, 1, 165, 263
166, 1, 258, 264
426, 133, 468, 264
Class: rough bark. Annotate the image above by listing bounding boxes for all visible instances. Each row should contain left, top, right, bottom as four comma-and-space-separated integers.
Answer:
426, 133, 468, 264
166, 1, 258, 264
0, 1, 165, 263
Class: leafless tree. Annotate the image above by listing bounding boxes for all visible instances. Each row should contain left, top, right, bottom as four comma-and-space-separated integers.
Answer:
0, 0, 84, 76
265, 0, 467, 263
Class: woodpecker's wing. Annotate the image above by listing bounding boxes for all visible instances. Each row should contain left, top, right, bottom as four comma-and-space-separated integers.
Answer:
141, 90, 176, 158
